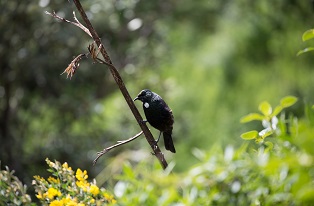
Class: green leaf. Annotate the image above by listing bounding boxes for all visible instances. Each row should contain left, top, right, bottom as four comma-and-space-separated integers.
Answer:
255, 136, 264, 143
264, 141, 273, 150
240, 113, 265, 123
280, 96, 298, 108
297, 47, 314, 56
258, 101, 272, 116
122, 163, 135, 178
260, 130, 273, 139
297, 186, 314, 202
305, 104, 314, 125
240, 130, 258, 140
271, 105, 283, 117
302, 29, 314, 41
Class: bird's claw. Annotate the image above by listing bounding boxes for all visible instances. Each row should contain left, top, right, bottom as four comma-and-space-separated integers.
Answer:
140, 119, 147, 124
150, 142, 158, 156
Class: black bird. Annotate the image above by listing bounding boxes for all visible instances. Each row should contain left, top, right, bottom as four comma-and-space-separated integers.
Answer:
133, 89, 176, 153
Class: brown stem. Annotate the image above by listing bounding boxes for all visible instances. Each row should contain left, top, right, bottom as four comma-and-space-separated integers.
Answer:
45, 11, 92, 37
93, 131, 144, 166
73, 0, 168, 169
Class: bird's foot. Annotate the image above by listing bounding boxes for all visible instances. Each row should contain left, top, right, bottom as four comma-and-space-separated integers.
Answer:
155, 131, 162, 144
140, 119, 147, 124
150, 140, 159, 155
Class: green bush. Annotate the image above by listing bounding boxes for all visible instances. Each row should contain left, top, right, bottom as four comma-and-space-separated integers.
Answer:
32, 159, 116, 206
1, 159, 116, 206
114, 144, 313, 205
0, 164, 34, 205
1, 98, 313, 205
113, 97, 314, 206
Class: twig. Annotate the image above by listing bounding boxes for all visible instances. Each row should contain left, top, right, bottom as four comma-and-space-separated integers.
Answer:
61, 53, 87, 79
45, 11, 92, 37
93, 131, 143, 166
88, 43, 113, 67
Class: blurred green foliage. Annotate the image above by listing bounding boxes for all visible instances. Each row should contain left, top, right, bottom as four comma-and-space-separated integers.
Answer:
0, 164, 35, 205
0, 0, 314, 203
240, 96, 298, 144
297, 28, 314, 55
1, 100, 313, 205
112, 101, 314, 206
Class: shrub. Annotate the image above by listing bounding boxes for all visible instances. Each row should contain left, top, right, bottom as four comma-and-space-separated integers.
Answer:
32, 158, 116, 206
0, 164, 34, 206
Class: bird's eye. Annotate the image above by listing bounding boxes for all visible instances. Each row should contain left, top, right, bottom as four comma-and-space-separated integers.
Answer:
140, 91, 146, 96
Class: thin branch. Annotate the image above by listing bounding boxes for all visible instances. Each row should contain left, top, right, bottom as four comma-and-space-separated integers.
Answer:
93, 131, 143, 166
45, 11, 92, 37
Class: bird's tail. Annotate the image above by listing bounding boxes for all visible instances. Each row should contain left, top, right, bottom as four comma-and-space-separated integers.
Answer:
163, 131, 176, 153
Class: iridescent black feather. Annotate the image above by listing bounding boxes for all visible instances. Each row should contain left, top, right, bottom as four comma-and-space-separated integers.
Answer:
134, 89, 176, 153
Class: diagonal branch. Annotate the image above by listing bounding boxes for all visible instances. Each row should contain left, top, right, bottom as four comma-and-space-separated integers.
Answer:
72, 0, 169, 169
93, 131, 143, 166
73, 0, 168, 169
46, 1, 169, 169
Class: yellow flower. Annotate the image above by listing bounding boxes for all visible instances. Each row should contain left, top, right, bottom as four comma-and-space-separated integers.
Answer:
76, 180, 90, 191
66, 200, 79, 206
49, 200, 63, 206
89, 185, 100, 196
33, 175, 41, 180
103, 192, 116, 204
35, 191, 44, 200
46, 187, 61, 200
62, 162, 72, 171
46, 158, 55, 168
62, 162, 69, 168
33, 175, 47, 183
76, 169, 88, 181
48, 176, 60, 184
62, 195, 73, 204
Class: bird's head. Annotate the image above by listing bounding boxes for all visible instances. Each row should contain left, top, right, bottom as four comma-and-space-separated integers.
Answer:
133, 89, 153, 102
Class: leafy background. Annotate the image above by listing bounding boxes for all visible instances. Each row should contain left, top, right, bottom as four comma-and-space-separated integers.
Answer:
0, 0, 314, 204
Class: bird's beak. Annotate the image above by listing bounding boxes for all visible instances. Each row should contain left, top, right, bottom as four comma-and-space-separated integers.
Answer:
133, 96, 139, 101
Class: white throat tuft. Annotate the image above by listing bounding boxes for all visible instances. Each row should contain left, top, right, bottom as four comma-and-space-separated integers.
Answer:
144, 102, 149, 108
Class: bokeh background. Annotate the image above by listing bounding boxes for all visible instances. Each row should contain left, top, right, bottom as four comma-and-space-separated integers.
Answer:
1, 0, 313, 196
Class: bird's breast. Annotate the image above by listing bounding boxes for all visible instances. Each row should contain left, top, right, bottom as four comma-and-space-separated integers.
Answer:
143, 101, 173, 132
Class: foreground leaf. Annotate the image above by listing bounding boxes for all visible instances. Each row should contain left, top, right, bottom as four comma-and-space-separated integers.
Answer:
259, 101, 272, 116
240, 113, 265, 123
271, 105, 283, 117
264, 141, 274, 152
280, 96, 298, 108
241, 130, 258, 140
297, 47, 314, 56
302, 29, 314, 41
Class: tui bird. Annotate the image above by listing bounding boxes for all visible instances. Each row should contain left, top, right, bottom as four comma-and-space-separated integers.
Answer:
133, 89, 176, 153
